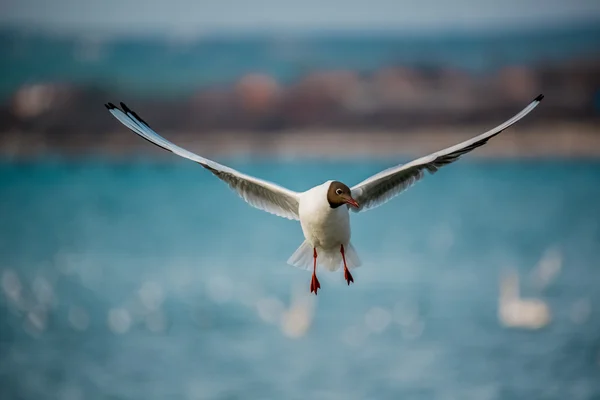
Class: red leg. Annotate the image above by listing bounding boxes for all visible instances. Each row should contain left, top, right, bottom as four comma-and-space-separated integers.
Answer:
310, 248, 321, 295
341, 244, 354, 285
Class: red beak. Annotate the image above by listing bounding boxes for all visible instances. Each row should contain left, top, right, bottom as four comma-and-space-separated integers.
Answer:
342, 195, 360, 209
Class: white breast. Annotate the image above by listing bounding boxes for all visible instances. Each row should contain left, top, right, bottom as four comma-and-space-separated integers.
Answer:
298, 181, 351, 250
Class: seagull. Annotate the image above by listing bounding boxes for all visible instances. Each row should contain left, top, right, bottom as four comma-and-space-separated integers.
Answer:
498, 269, 551, 330
105, 94, 544, 295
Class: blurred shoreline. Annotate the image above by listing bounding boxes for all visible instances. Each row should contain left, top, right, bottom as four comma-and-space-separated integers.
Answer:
1, 26, 599, 160
2, 122, 600, 160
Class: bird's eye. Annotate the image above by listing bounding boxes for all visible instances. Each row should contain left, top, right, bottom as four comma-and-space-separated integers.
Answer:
336, 188, 343, 195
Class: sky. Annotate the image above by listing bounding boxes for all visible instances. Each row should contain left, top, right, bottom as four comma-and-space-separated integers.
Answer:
2, 0, 600, 36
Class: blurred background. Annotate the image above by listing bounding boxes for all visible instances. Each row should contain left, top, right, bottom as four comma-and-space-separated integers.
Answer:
1, 1, 600, 399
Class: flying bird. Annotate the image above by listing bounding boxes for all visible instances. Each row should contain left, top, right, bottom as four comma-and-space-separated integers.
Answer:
105, 94, 543, 295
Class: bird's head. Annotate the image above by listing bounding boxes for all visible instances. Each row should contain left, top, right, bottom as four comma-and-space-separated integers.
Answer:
327, 181, 359, 209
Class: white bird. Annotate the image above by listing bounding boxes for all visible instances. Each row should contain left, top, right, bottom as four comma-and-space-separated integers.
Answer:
498, 269, 551, 330
105, 94, 544, 295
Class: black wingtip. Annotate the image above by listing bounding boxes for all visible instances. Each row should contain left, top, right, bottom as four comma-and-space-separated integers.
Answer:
105, 102, 117, 110
534, 93, 544, 102
120, 102, 131, 113
118, 101, 151, 128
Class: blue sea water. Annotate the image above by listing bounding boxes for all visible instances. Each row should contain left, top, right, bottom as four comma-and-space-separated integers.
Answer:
1, 159, 600, 399
2, 23, 600, 101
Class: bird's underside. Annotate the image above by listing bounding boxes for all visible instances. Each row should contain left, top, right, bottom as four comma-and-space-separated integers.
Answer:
105, 94, 544, 295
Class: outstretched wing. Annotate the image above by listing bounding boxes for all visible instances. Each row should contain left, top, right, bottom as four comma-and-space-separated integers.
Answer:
351, 94, 544, 213
105, 102, 300, 220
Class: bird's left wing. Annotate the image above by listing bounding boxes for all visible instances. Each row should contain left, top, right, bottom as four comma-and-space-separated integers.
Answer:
105, 102, 300, 220
350, 94, 544, 213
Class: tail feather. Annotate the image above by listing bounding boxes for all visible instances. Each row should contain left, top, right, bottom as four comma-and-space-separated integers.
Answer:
344, 242, 362, 270
287, 240, 314, 271
287, 241, 362, 272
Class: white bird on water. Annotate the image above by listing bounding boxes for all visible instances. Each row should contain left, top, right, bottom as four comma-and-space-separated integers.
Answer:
105, 94, 544, 295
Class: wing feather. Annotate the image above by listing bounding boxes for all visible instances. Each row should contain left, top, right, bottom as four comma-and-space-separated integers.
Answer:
351, 94, 544, 213
105, 102, 300, 220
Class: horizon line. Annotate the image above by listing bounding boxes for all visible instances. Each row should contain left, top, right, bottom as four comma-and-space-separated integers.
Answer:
2, 16, 600, 40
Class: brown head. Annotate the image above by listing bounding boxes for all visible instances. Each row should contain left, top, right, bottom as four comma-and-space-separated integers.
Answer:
327, 181, 360, 209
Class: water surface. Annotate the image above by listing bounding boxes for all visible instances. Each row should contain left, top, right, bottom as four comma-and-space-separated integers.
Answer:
1, 159, 599, 399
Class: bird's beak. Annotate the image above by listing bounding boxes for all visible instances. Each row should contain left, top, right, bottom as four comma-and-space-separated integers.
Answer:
341, 194, 360, 209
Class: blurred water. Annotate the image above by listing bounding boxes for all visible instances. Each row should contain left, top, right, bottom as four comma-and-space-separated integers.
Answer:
1, 159, 600, 399
2, 23, 600, 100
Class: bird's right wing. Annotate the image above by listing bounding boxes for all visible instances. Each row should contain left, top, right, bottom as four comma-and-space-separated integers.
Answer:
105, 102, 300, 220
351, 94, 544, 213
